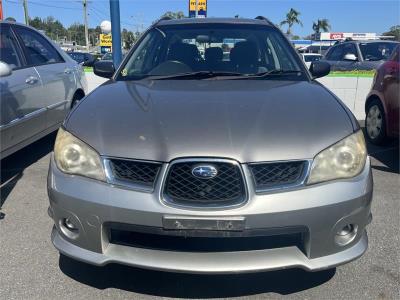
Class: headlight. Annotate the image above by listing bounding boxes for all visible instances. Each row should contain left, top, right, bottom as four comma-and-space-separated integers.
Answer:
307, 130, 367, 184
54, 128, 105, 181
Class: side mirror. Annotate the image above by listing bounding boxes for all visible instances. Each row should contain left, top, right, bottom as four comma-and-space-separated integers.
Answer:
343, 53, 358, 61
93, 61, 115, 78
0, 61, 13, 77
310, 61, 330, 79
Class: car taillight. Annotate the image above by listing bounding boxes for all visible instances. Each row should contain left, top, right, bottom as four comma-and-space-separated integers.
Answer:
384, 61, 399, 75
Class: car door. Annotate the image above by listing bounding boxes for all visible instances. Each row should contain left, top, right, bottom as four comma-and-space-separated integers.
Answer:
324, 44, 344, 71
0, 23, 46, 156
383, 46, 399, 136
13, 25, 75, 129
336, 43, 361, 71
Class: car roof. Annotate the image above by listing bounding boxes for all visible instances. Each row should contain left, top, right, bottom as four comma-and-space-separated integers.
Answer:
156, 17, 273, 27
339, 40, 399, 45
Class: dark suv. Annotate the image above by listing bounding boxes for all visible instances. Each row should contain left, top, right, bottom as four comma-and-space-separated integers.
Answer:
323, 40, 399, 71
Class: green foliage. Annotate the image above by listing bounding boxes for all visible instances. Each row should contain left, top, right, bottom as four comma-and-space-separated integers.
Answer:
382, 25, 400, 41
161, 11, 186, 19
122, 28, 136, 50
28, 15, 136, 49
280, 8, 303, 36
312, 19, 331, 35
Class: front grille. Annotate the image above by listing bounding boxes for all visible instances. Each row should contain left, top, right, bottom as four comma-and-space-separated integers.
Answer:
164, 161, 246, 206
249, 161, 306, 191
108, 159, 161, 187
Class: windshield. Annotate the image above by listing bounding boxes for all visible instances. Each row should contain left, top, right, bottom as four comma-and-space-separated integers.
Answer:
359, 42, 398, 61
303, 55, 321, 62
117, 24, 304, 80
102, 53, 112, 60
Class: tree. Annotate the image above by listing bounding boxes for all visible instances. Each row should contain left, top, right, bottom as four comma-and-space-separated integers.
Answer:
122, 28, 136, 50
29, 16, 66, 41
312, 19, 331, 36
67, 23, 86, 46
161, 11, 185, 19
280, 8, 303, 37
382, 25, 400, 41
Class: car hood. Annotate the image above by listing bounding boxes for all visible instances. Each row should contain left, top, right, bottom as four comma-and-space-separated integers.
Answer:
66, 79, 354, 162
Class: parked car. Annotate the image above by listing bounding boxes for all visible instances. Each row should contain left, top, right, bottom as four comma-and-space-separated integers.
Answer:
301, 53, 322, 68
100, 52, 112, 61
365, 45, 399, 144
48, 17, 372, 274
0, 21, 87, 159
322, 40, 399, 71
67, 51, 96, 67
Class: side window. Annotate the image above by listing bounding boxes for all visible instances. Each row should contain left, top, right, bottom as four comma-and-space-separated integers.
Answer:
341, 44, 358, 60
14, 26, 63, 66
326, 45, 343, 61
0, 25, 22, 69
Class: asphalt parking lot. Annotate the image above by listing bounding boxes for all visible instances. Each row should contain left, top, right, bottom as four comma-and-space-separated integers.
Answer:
0, 129, 398, 299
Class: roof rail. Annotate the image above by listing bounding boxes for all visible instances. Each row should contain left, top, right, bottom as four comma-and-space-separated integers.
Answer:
255, 16, 275, 26
154, 16, 173, 25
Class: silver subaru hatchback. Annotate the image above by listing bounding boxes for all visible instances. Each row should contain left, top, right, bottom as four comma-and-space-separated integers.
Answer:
48, 17, 373, 274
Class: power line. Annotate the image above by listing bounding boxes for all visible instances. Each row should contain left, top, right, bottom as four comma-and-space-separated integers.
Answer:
27, 1, 79, 10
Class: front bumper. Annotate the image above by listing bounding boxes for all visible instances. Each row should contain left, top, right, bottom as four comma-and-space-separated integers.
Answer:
48, 156, 373, 274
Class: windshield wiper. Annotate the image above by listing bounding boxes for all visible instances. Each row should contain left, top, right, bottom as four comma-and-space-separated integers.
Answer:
148, 71, 245, 80
233, 69, 302, 79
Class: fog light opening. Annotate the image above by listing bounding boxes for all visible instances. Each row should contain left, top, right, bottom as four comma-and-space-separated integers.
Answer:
64, 218, 78, 232
335, 224, 358, 246
60, 218, 79, 239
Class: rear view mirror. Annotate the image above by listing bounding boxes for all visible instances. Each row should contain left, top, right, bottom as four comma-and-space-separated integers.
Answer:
310, 61, 330, 79
196, 35, 210, 43
0, 61, 12, 77
343, 53, 358, 61
93, 61, 115, 78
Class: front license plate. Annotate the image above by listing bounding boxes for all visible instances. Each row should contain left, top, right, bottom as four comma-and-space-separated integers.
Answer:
162, 216, 245, 231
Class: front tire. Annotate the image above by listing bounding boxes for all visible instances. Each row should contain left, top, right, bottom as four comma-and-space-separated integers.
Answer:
365, 99, 386, 145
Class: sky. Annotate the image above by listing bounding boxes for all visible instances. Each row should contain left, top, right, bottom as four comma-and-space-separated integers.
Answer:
2, 0, 400, 37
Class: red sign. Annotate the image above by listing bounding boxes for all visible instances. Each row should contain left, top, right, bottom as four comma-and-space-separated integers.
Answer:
0, 0, 3, 20
330, 33, 344, 39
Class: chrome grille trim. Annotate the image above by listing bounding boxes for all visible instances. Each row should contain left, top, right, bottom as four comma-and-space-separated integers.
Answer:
161, 158, 248, 209
248, 160, 311, 194
103, 157, 162, 193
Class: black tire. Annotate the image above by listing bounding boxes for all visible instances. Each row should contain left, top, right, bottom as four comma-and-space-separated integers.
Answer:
71, 91, 85, 108
365, 99, 386, 145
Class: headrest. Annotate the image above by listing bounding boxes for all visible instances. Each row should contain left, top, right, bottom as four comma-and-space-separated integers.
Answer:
205, 47, 223, 62
230, 41, 258, 65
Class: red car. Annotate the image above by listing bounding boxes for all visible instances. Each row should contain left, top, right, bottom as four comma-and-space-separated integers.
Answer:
365, 45, 399, 144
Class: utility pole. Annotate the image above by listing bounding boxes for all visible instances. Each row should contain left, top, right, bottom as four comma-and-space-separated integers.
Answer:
83, 0, 89, 52
195, 0, 198, 18
110, 0, 122, 66
23, 0, 29, 25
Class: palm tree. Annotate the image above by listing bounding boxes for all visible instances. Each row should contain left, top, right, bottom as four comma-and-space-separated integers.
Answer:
280, 8, 303, 36
312, 19, 331, 35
